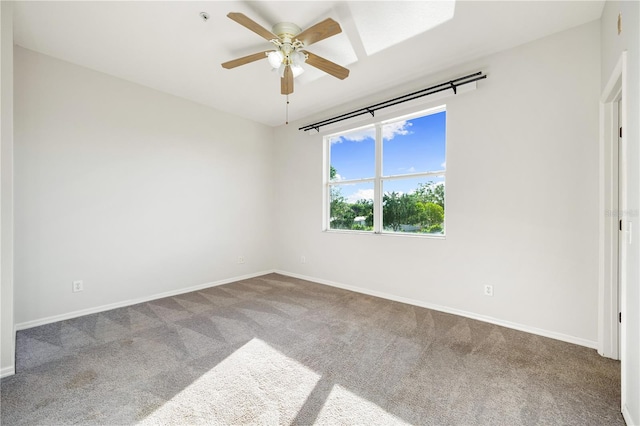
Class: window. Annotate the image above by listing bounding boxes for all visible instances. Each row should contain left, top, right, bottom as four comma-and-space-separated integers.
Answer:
326, 106, 446, 236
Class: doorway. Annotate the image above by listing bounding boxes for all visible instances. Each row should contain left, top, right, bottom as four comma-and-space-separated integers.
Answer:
598, 51, 627, 414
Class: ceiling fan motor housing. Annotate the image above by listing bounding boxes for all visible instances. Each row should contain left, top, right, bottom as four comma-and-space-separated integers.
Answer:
272, 22, 302, 43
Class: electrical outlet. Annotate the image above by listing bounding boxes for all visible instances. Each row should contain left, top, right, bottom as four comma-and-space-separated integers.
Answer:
300, 255, 306, 264
237, 256, 245, 264
484, 285, 493, 297
72, 280, 84, 293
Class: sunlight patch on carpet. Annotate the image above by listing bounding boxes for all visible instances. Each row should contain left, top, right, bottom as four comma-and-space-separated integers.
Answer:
138, 338, 320, 425
315, 384, 412, 425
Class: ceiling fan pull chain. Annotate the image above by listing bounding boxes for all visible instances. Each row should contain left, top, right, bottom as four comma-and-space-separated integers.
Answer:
286, 94, 290, 125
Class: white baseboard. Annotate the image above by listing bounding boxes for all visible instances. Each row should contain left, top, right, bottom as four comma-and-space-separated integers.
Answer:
13, 268, 600, 350
1, 365, 15, 378
623, 404, 637, 426
15, 270, 276, 331
274, 270, 599, 350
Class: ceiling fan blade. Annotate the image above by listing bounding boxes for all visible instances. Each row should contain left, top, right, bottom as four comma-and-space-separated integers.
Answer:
304, 51, 350, 80
295, 18, 342, 47
221, 51, 269, 69
281, 66, 293, 95
227, 12, 277, 41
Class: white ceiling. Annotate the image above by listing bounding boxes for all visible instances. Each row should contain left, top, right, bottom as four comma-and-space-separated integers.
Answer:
13, 1, 604, 127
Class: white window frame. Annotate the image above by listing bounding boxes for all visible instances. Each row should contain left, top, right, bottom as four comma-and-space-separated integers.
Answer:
324, 105, 446, 237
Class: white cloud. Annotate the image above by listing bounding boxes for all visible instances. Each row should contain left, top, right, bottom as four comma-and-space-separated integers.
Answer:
346, 188, 374, 203
398, 166, 416, 173
441, 161, 446, 168
330, 121, 411, 144
382, 121, 411, 141
331, 127, 375, 144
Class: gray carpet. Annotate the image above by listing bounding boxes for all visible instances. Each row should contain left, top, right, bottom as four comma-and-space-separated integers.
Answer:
1, 273, 623, 425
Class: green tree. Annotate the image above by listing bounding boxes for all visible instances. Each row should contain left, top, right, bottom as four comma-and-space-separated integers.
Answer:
329, 187, 354, 229
383, 192, 421, 231
383, 191, 444, 233
419, 202, 444, 230
330, 165, 338, 181
329, 165, 358, 229
351, 199, 374, 227
383, 191, 401, 231
413, 182, 445, 233
331, 168, 444, 233
415, 182, 444, 209
329, 165, 343, 228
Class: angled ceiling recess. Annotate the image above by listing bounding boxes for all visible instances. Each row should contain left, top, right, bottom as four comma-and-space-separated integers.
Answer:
221, 12, 350, 96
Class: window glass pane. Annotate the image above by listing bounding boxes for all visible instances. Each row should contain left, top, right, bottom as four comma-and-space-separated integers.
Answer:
329, 182, 374, 231
329, 126, 375, 181
382, 177, 445, 234
382, 111, 446, 176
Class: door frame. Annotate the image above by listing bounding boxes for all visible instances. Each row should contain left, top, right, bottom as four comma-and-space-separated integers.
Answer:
598, 50, 627, 405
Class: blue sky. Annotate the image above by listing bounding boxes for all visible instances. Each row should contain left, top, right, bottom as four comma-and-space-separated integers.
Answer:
330, 111, 446, 202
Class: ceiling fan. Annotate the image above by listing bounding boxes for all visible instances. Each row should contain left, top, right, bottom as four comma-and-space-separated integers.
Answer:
221, 12, 350, 95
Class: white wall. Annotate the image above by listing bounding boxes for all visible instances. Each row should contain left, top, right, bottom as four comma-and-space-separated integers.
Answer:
13, 47, 275, 326
1, 0, 15, 377
601, 2, 640, 424
274, 22, 601, 347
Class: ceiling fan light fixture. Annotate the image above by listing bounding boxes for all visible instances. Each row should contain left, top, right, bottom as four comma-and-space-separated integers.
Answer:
277, 63, 286, 78
291, 64, 305, 78
290, 50, 307, 67
267, 50, 284, 68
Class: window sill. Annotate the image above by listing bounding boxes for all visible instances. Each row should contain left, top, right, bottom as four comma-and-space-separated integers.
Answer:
324, 229, 446, 240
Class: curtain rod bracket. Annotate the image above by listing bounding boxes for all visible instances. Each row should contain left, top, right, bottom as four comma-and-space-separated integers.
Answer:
449, 81, 457, 94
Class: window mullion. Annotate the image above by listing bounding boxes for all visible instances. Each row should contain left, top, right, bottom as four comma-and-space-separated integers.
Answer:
329, 177, 375, 185
374, 123, 383, 233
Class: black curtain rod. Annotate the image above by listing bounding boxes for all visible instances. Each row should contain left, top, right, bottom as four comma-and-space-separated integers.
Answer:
299, 71, 487, 132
